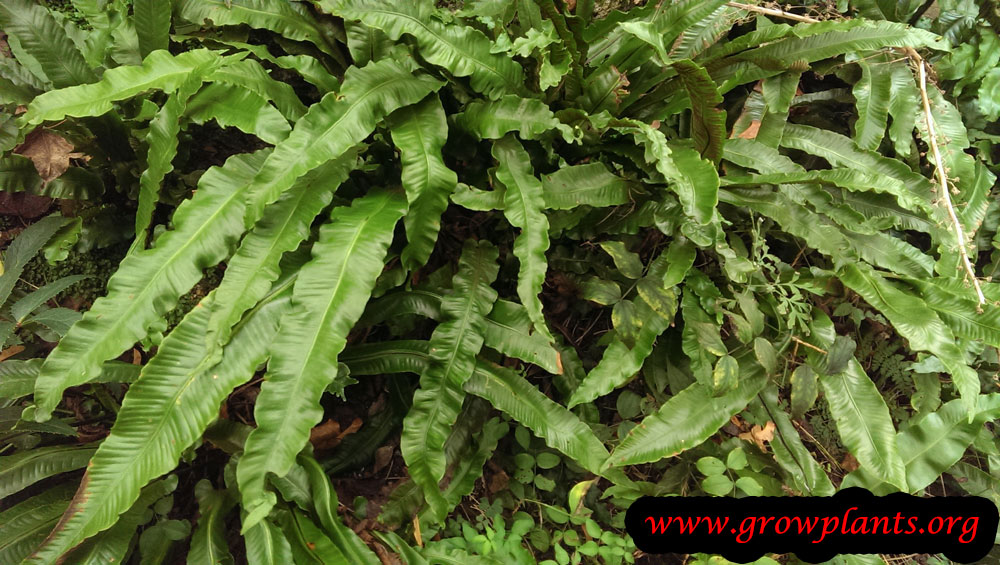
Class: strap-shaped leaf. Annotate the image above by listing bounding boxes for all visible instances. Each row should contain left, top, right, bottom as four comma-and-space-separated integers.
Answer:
779, 123, 935, 217
25, 286, 290, 563
31, 150, 267, 421
887, 59, 918, 158
131, 74, 206, 254
185, 82, 291, 145
838, 263, 979, 417
852, 53, 892, 151
568, 294, 676, 408
388, 95, 457, 271
133, 0, 170, 59
357, 292, 562, 374
482, 299, 562, 374
606, 353, 768, 468
188, 480, 236, 564
419, 414, 507, 525
0, 444, 96, 499
238, 190, 406, 527
242, 59, 443, 225
540, 163, 634, 210
0, 0, 95, 88
279, 507, 354, 563
207, 151, 359, 348
402, 240, 499, 516
344, 20, 394, 66
207, 58, 308, 122
61, 477, 178, 565
176, 0, 343, 62
754, 70, 801, 148
494, 135, 554, 342
613, 119, 718, 225
206, 40, 340, 94
673, 59, 726, 163
340, 340, 433, 377
300, 456, 380, 564
0, 215, 69, 307
328, 0, 525, 99
721, 168, 931, 219
19, 49, 225, 127
0, 483, 76, 564
758, 387, 835, 496
820, 358, 906, 492
907, 277, 1000, 348
843, 394, 1000, 494
719, 188, 934, 278
244, 517, 293, 565
455, 95, 571, 140
464, 362, 618, 480
729, 20, 948, 67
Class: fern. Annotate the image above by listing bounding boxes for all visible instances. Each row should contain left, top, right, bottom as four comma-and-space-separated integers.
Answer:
3, 1, 998, 562
402, 240, 499, 516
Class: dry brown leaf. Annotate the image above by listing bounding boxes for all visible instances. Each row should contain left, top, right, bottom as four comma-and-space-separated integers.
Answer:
738, 420, 776, 451
373, 445, 394, 474
841, 452, 859, 472
488, 469, 510, 494
412, 515, 423, 548
736, 119, 761, 140
0, 345, 25, 362
0, 193, 53, 218
310, 417, 363, 451
15, 129, 86, 183
310, 419, 342, 450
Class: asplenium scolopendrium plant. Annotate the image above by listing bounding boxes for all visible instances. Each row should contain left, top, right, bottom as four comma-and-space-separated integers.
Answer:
3, 0, 1000, 562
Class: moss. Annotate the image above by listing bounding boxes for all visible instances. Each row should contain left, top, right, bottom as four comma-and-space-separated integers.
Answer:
41, 0, 89, 29
18, 242, 128, 306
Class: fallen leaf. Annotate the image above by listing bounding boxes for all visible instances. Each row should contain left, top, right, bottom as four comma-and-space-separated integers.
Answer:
413, 516, 423, 548
0, 193, 53, 218
15, 129, 87, 183
373, 445, 394, 474
739, 420, 776, 451
841, 452, 859, 472
488, 469, 510, 494
736, 119, 761, 140
310, 417, 363, 450
0, 345, 25, 362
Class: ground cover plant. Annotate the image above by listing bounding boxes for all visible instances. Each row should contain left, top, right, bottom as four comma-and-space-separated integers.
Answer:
1, 0, 1000, 563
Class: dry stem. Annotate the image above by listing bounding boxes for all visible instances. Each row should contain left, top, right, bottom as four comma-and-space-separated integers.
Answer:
905, 47, 986, 308
725, 2, 820, 23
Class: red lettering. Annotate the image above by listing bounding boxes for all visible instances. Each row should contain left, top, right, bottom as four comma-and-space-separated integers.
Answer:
840, 507, 858, 534
870, 515, 890, 535
814, 517, 839, 543
928, 516, 943, 534
905, 516, 919, 534
794, 516, 820, 534
774, 517, 791, 534
849, 516, 868, 534
959, 517, 979, 543
704, 516, 729, 534
645, 516, 671, 534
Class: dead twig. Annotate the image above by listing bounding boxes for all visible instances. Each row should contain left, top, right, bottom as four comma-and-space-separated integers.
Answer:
791, 336, 827, 355
905, 47, 987, 310
725, 2, 820, 23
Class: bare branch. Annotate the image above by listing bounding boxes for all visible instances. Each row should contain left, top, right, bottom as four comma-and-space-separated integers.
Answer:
906, 47, 986, 309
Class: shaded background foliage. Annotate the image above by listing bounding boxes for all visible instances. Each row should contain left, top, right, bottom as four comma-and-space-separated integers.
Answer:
1, 0, 1000, 564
